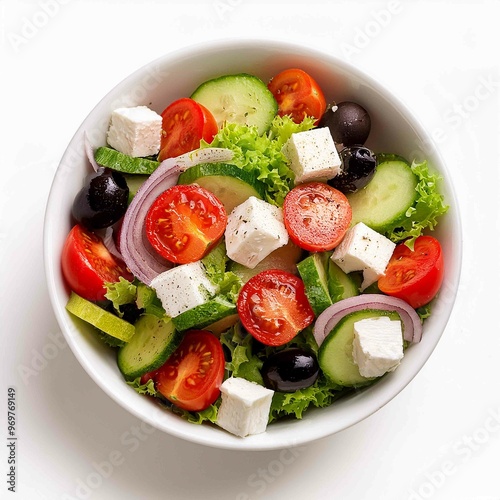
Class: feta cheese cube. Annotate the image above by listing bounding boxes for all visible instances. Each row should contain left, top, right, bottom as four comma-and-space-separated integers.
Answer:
282, 128, 341, 184
225, 196, 289, 269
216, 378, 274, 437
352, 316, 404, 378
331, 222, 396, 290
150, 261, 218, 318
107, 106, 162, 157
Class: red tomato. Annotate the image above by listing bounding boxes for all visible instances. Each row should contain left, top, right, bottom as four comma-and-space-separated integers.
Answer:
145, 184, 227, 264
158, 98, 218, 161
61, 224, 133, 301
268, 68, 326, 124
237, 270, 314, 347
155, 330, 225, 412
378, 236, 444, 309
283, 182, 352, 252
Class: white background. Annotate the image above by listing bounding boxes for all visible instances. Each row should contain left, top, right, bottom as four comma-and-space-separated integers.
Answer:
2, 1, 499, 499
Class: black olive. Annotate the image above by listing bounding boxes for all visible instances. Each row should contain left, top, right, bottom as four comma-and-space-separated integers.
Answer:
262, 348, 319, 393
318, 101, 371, 147
72, 168, 129, 229
329, 146, 377, 194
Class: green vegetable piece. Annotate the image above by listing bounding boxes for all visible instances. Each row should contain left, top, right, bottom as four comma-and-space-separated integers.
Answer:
66, 292, 135, 342
172, 296, 237, 332
327, 260, 360, 303
318, 309, 400, 387
297, 253, 332, 316
191, 73, 278, 135
118, 315, 182, 380
123, 174, 149, 203
94, 146, 159, 175
178, 162, 266, 214
347, 156, 418, 233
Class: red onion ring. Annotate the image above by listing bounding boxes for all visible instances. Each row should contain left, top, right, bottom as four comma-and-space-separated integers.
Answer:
313, 294, 423, 346
119, 148, 234, 285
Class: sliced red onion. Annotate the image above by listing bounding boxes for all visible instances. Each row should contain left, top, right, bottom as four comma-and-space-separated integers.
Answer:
119, 148, 234, 285
101, 226, 123, 260
313, 294, 423, 346
84, 132, 101, 173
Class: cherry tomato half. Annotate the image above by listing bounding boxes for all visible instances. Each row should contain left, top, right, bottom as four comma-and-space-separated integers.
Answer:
237, 270, 315, 347
268, 68, 326, 124
145, 184, 227, 264
61, 224, 133, 301
155, 330, 225, 412
283, 182, 352, 252
158, 98, 218, 161
378, 235, 444, 309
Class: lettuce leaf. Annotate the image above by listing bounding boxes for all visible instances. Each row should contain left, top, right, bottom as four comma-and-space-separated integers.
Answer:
173, 403, 220, 425
385, 159, 449, 248
201, 241, 242, 304
269, 377, 347, 422
104, 277, 137, 316
126, 377, 158, 397
220, 326, 263, 384
204, 115, 315, 206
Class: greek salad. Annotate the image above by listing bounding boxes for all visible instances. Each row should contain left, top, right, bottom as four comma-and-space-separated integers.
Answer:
61, 66, 449, 437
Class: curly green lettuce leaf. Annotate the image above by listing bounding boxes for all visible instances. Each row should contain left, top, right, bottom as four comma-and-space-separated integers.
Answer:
269, 377, 348, 422
104, 277, 137, 316
204, 115, 315, 206
385, 159, 449, 247
201, 242, 242, 304
220, 326, 263, 384
173, 403, 220, 425
126, 377, 158, 397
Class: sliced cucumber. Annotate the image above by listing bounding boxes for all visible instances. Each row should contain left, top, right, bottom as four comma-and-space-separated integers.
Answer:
123, 174, 149, 203
318, 309, 400, 387
327, 260, 360, 302
117, 314, 182, 380
95, 146, 160, 175
347, 156, 418, 232
297, 253, 332, 316
66, 292, 135, 342
172, 296, 237, 332
177, 162, 266, 214
190, 73, 278, 135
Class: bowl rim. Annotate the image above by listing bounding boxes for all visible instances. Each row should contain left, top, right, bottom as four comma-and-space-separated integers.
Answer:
43, 37, 463, 451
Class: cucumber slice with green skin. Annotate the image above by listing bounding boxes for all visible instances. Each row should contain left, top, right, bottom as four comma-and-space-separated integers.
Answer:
327, 260, 360, 303
177, 163, 266, 214
172, 296, 237, 332
347, 157, 418, 233
66, 292, 135, 342
190, 74, 278, 135
117, 314, 182, 380
123, 174, 149, 203
318, 309, 400, 387
297, 253, 332, 316
94, 147, 160, 175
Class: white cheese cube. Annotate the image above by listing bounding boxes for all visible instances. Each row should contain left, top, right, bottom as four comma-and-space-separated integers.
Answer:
282, 127, 341, 184
352, 316, 404, 378
150, 261, 218, 318
216, 378, 274, 437
225, 196, 289, 269
107, 106, 162, 157
331, 222, 396, 290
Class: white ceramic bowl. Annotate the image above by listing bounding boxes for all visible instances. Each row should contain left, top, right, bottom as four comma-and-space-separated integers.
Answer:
44, 39, 462, 451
